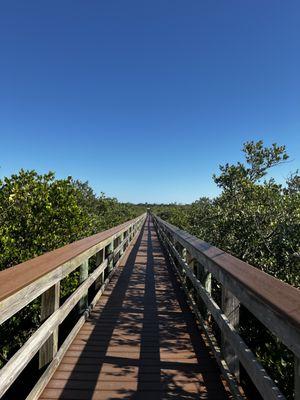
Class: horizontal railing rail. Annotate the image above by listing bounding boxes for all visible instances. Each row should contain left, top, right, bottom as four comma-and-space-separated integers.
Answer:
152, 213, 300, 400
0, 213, 146, 399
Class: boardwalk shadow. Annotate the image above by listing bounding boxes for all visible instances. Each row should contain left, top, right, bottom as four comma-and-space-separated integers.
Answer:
55, 217, 229, 400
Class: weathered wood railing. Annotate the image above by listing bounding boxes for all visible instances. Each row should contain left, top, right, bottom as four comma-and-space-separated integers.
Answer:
153, 214, 300, 400
0, 213, 146, 399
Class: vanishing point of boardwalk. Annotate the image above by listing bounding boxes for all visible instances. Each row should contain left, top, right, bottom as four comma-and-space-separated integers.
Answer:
39, 217, 230, 399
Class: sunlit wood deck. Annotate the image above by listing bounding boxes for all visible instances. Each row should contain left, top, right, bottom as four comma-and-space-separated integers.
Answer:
39, 217, 230, 399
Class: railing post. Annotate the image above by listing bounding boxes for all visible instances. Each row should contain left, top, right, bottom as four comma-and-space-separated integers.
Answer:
196, 263, 211, 320
120, 232, 125, 257
124, 229, 129, 250
106, 240, 114, 274
295, 356, 300, 400
130, 225, 134, 241
221, 287, 240, 380
128, 227, 131, 242
186, 251, 195, 295
79, 259, 89, 313
95, 249, 104, 291
39, 282, 60, 369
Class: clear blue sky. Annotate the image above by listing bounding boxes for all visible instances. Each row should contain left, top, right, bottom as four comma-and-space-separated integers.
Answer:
0, 1, 299, 203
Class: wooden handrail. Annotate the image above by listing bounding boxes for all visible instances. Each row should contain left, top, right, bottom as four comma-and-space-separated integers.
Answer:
0, 216, 142, 303
0, 215, 144, 325
0, 213, 146, 398
153, 213, 300, 400
153, 216, 300, 339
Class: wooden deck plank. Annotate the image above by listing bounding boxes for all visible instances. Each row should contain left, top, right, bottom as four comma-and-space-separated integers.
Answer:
39, 217, 230, 399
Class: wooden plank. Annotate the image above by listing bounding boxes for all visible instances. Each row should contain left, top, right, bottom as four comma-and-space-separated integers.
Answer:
39, 283, 60, 369
154, 215, 300, 359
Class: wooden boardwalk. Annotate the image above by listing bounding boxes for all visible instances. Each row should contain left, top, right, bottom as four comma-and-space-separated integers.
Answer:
39, 217, 231, 399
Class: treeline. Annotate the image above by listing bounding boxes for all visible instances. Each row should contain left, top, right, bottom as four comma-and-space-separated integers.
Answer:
0, 169, 145, 271
151, 141, 300, 398
0, 169, 145, 373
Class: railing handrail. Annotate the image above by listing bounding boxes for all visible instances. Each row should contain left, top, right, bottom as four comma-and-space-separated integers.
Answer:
154, 215, 300, 333
0, 215, 143, 304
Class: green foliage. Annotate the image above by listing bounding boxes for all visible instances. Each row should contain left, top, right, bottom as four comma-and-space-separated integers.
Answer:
0, 171, 91, 270
153, 141, 300, 398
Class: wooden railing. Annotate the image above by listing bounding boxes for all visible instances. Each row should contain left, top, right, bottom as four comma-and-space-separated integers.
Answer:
153, 214, 300, 400
0, 213, 146, 399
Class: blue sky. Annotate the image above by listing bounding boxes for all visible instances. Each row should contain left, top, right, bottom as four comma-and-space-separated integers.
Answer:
0, 1, 299, 203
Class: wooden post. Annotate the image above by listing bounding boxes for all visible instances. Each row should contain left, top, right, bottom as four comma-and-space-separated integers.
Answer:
182, 247, 187, 284
106, 240, 114, 274
128, 227, 131, 242
95, 249, 104, 291
295, 356, 300, 400
222, 286, 240, 380
120, 232, 126, 257
123, 230, 127, 251
196, 263, 211, 320
79, 259, 89, 313
130, 226, 134, 241
39, 283, 60, 369
186, 251, 195, 294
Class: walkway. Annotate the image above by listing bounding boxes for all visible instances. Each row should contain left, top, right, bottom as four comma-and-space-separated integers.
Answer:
39, 217, 231, 399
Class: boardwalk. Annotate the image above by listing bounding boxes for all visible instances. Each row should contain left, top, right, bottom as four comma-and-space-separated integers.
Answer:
39, 217, 230, 399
